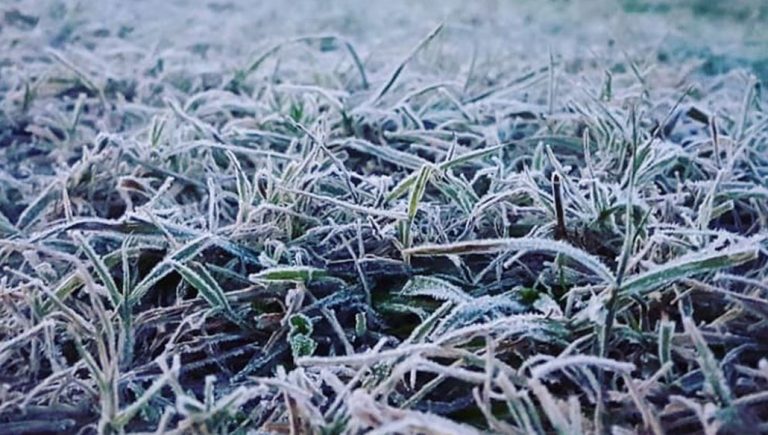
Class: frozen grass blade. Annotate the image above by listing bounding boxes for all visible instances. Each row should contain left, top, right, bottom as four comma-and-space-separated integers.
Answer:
658, 317, 675, 381
226, 150, 252, 226
0, 212, 18, 236
400, 275, 471, 304
682, 316, 732, 406
367, 23, 444, 105
73, 233, 122, 309
171, 261, 238, 321
129, 235, 213, 305
15, 182, 59, 231
250, 266, 327, 282
620, 242, 759, 297
405, 238, 616, 285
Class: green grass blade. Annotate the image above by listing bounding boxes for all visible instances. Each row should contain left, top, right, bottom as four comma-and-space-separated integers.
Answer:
621, 242, 758, 297
405, 238, 616, 285
74, 233, 122, 309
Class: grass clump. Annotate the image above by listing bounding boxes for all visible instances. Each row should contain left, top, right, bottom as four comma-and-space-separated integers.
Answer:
1, 1, 768, 433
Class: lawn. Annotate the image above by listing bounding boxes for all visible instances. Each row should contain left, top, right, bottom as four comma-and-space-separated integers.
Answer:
1, 0, 767, 433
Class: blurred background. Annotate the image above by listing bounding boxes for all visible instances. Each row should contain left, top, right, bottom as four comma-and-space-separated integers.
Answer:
2, 0, 767, 87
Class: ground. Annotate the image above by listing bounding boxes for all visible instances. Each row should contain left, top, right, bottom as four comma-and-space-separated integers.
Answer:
1, 0, 767, 433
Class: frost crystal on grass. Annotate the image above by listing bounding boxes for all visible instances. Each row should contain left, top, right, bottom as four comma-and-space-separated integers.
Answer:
1, 0, 767, 433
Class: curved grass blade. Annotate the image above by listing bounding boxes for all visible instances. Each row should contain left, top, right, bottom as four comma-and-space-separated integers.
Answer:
73, 233, 122, 309
682, 316, 732, 406
400, 275, 471, 304
621, 242, 758, 297
367, 23, 444, 105
16, 181, 59, 231
171, 261, 237, 321
129, 235, 213, 305
405, 238, 616, 285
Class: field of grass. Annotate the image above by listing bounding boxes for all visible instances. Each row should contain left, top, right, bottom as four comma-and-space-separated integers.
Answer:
1, 0, 768, 433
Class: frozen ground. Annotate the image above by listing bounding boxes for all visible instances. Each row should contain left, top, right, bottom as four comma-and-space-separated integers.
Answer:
1, 0, 767, 433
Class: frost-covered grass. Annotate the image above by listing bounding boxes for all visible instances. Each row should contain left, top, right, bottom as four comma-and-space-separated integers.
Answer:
1, 0, 768, 433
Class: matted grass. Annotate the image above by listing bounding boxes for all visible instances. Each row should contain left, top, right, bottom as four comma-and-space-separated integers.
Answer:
1, 0, 767, 433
